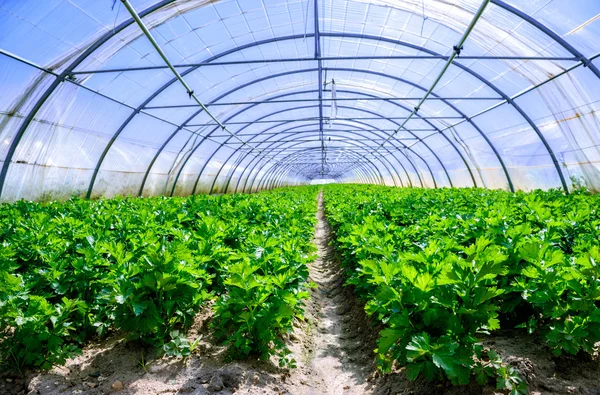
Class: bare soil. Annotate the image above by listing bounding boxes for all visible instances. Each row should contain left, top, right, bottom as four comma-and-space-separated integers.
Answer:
2, 192, 599, 395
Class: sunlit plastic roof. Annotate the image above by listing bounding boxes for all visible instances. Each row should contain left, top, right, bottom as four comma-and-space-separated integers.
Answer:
1, 0, 600, 201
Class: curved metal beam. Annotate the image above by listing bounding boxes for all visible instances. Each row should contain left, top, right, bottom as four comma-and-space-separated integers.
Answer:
326, 32, 564, 191
256, 147, 382, 191
138, 68, 464, 198
215, 127, 406, 194
138, 87, 428, 196
215, 98, 438, 193
100, 61, 477, 198
205, 97, 437, 193
227, 121, 414, 194
0, 0, 178, 198
235, 126, 395, 194
268, 157, 375, 190
186, 103, 431, 197
139, 90, 420, 196
259, 146, 383, 191
85, 35, 314, 198
261, 147, 384, 191
161, 62, 482, 192
181, 103, 429, 197
259, 154, 370, 191
268, 150, 383, 189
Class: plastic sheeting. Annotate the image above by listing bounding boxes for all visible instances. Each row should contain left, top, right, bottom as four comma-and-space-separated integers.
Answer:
1, 0, 600, 201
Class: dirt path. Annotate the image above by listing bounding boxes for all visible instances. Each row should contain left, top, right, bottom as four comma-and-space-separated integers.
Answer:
284, 191, 377, 394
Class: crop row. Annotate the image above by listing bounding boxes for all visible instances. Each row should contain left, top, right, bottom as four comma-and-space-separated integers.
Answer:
0, 187, 318, 372
323, 184, 600, 393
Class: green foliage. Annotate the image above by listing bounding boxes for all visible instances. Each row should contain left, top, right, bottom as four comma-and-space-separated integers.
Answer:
212, 200, 316, 363
0, 187, 318, 372
324, 184, 600, 389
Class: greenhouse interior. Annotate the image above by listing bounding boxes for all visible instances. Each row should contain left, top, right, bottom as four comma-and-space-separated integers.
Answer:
1, 0, 600, 394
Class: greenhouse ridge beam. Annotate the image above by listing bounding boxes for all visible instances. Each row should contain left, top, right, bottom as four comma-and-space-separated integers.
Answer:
213, 131, 425, 138
224, 138, 420, 144
71, 55, 580, 75
315, 0, 325, 177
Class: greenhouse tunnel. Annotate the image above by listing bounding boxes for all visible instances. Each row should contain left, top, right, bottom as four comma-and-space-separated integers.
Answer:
1, 0, 600, 201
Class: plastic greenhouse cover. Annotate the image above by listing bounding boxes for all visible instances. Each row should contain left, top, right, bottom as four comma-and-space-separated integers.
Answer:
1, 0, 600, 201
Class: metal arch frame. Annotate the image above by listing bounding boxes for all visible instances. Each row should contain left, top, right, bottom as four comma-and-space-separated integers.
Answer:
218, 134, 402, 194
107, 37, 563, 195
181, 103, 428, 198
264, 150, 383, 191
147, 67, 495, 193
138, 92, 429, 196
86, 48, 511, 196
271, 161, 370, 188
232, 122, 415, 194
201, 92, 445, 193
138, 93, 419, 196
258, 149, 379, 190
135, 72, 465, 198
324, 32, 567, 191
247, 143, 391, 194
225, 117, 423, 193
183, 87, 450, 192
184, 103, 435, 197
267, 149, 385, 190
108, 54, 519, 197
216, 125, 410, 194
229, 123, 411, 195
2, 0, 593, 197
226, 121, 417, 194
255, 147, 383, 191
218, 118, 413, 195
84, 34, 313, 198
210, 114, 430, 194
214, 136, 398, 193
141, 63, 487, 193
259, 146, 386, 190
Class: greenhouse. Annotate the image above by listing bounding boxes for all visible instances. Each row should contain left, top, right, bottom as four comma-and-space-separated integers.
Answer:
1, 0, 600, 394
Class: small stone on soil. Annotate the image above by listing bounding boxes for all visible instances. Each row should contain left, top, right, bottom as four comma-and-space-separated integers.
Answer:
111, 380, 124, 391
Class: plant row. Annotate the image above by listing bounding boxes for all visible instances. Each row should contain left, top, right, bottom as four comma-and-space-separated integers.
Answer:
323, 184, 600, 392
0, 187, 318, 372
